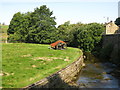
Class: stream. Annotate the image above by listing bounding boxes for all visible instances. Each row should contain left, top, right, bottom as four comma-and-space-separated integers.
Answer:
76, 53, 120, 88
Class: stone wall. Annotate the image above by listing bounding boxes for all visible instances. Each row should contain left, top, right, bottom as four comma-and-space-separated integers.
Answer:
23, 56, 84, 89
102, 34, 120, 63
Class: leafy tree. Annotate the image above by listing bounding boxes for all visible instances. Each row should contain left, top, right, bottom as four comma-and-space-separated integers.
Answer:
8, 5, 57, 43
68, 22, 84, 47
7, 12, 24, 35
57, 21, 71, 41
77, 28, 94, 51
68, 23, 104, 52
7, 5, 105, 52
87, 23, 105, 45
26, 5, 56, 43
7, 12, 31, 42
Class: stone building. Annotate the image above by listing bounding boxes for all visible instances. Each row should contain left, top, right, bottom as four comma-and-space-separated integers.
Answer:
105, 21, 119, 34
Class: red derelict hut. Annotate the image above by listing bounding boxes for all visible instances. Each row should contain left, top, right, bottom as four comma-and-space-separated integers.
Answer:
50, 40, 67, 50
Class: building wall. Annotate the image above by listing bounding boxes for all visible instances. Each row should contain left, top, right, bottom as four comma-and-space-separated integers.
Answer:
24, 56, 84, 88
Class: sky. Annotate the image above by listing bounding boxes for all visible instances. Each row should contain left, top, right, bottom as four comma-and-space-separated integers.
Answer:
0, 0, 120, 26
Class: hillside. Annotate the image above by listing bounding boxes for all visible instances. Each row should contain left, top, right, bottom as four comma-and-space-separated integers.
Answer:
2, 43, 82, 88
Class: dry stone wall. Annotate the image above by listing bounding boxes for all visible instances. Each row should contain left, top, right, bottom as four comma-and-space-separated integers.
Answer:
102, 34, 120, 63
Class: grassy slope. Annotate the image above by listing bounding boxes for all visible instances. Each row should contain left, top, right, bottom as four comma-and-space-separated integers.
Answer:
0, 25, 8, 42
2, 43, 82, 88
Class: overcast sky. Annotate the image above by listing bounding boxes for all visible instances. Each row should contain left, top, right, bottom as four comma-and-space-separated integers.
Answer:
0, 0, 120, 26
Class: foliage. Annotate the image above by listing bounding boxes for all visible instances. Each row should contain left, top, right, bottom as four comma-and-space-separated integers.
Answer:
7, 12, 24, 35
2, 43, 82, 88
115, 17, 120, 27
63, 22, 105, 51
57, 21, 71, 41
8, 5, 57, 43
7, 5, 105, 52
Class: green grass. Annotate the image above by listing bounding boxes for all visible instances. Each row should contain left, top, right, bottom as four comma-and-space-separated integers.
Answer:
2, 43, 82, 88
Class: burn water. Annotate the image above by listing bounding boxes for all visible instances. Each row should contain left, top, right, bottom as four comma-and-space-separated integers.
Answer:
76, 53, 120, 88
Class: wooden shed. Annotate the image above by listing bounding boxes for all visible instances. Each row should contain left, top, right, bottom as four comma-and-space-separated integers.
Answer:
50, 40, 67, 50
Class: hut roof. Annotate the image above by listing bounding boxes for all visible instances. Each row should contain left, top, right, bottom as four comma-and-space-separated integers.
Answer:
50, 40, 66, 47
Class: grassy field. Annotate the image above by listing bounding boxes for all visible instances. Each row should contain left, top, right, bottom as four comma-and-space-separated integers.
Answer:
0, 25, 8, 43
2, 43, 82, 88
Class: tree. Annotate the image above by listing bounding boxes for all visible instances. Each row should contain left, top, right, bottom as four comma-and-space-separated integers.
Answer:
7, 5, 57, 43
68, 23, 104, 52
57, 21, 71, 41
7, 12, 31, 42
115, 17, 120, 27
26, 5, 56, 43
7, 12, 24, 35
